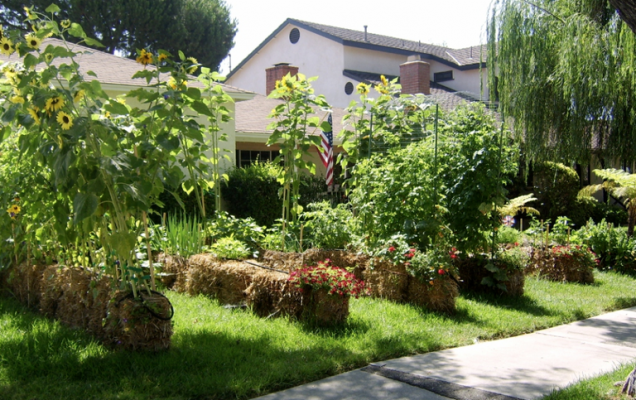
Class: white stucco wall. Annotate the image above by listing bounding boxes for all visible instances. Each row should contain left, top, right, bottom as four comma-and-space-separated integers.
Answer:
429, 63, 489, 101
343, 46, 406, 76
227, 24, 352, 107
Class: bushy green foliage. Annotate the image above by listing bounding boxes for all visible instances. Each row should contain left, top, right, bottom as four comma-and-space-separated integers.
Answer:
438, 104, 519, 253
533, 162, 580, 222
206, 211, 265, 252
350, 139, 441, 248
301, 201, 358, 249
209, 237, 250, 260
151, 186, 215, 222
259, 219, 304, 253
497, 226, 523, 245
575, 219, 636, 274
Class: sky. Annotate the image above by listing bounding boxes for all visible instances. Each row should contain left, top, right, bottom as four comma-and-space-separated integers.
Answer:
219, 0, 494, 75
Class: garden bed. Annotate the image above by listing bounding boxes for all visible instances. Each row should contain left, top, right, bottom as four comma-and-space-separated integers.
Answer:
165, 249, 458, 314
2, 262, 173, 351
455, 255, 525, 296
528, 246, 595, 284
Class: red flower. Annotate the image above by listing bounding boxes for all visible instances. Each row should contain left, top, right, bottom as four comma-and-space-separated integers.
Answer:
405, 252, 414, 258
388, 246, 396, 252
514, 242, 519, 247
450, 254, 457, 259
438, 269, 445, 275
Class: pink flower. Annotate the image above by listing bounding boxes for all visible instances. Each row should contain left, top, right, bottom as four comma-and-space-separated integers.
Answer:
388, 246, 396, 252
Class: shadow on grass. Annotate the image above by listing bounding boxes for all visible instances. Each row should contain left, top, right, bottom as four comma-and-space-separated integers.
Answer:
460, 289, 557, 317
0, 296, 369, 400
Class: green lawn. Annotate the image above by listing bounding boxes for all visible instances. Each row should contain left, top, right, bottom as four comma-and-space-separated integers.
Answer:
2, 272, 636, 400
542, 362, 636, 400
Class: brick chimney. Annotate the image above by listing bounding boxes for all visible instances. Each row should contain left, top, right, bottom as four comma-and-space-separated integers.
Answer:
399, 55, 430, 95
266, 63, 299, 95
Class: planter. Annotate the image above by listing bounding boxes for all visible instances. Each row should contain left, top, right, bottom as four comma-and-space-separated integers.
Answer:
157, 253, 187, 289
456, 256, 525, 296
2, 263, 174, 351
244, 270, 303, 318
301, 287, 349, 326
407, 276, 458, 313
529, 247, 595, 284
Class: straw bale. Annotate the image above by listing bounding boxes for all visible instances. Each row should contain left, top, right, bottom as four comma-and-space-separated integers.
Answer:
528, 249, 594, 284
157, 253, 187, 289
362, 261, 409, 302
456, 257, 525, 296
5, 262, 47, 308
40, 265, 65, 317
258, 250, 305, 271
407, 276, 458, 313
185, 255, 260, 304
244, 270, 303, 318
301, 287, 349, 326
54, 268, 92, 329
86, 276, 112, 338
104, 290, 173, 351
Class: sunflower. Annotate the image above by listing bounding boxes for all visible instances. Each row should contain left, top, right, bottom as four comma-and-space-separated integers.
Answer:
167, 76, 178, 90
136, 49, 153, 66
73, 90, 85, 103
28, 107, 40, 125
24, 6, 35, 19
356, 82, 370, 96
44, 53, 54, 63
2, 65, 16, 78
380, 75, 388, 86
45, 96, 64, 112
7, 204, 21, 218
56, 111, 73, 130
157, 52, 169, 63
10, 96, 24, 104
0, 38, 15, 56
61, 20, 71, 29
25, 33, 41, 50
186, 57, 198, 74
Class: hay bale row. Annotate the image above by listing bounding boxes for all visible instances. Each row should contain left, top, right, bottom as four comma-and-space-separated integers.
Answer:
2, 263, 173, 351
244, 270, 303, 318
528, 249, 595, 284
407, 277, 458, 314
455, 257, 525, 296
157, 253, 187, 289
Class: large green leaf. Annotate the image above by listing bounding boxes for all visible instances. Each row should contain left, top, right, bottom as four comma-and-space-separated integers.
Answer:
73, 192, 98, 224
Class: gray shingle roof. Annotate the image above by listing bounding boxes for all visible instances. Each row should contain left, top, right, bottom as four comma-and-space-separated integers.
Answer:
0, 38, 251, 95
293, 19, 486, 67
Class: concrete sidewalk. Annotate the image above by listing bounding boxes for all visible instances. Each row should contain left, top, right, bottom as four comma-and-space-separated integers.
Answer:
256, 307, 636, 400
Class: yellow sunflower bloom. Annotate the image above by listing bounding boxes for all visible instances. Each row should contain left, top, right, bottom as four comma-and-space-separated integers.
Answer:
157, 53, 168, 63
10, 96, 24, 104
0, 38, 15, 56
25, 33, 41, 50
186, 57, 198, 74
56, 111, 73, 130
28, 107, 40, 125
44, 53, 54, 63
356, 82, 370, 96
168, 76, 178, 90
45, 96, 64, 112
2, 65, 16, 78
136, 49, 153, 66
73, 90, 85, 102
380, 75, 388, 86
61, 20, 71, 29
7, 204, 21, 218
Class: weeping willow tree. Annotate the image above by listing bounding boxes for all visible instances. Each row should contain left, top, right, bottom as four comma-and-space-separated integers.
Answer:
487, 0, 636, 164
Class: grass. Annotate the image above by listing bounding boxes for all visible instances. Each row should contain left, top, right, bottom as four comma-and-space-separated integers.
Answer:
541, 362, 636, 400
2, 271, 636, 399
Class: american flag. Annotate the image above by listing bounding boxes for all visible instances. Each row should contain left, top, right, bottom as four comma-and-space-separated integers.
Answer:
319, 113, 334, 187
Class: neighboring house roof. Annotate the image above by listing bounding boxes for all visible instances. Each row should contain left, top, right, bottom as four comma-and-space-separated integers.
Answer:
342, 69, 482, 110
0, 38, 253, 99
235, 94, 347, 139
228, 18, 486, 79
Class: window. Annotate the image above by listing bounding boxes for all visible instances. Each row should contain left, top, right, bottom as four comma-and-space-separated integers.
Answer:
344, 82, 354, 95
236, 149, 280, 168
289, 28, 300, 44
433, 70, 453, 82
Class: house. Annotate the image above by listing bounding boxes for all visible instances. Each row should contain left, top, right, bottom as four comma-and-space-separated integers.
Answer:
0, 38, 255, 171
226, 18, 488, 108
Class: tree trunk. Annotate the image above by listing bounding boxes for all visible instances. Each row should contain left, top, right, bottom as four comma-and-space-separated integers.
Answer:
609, 0, 636, 34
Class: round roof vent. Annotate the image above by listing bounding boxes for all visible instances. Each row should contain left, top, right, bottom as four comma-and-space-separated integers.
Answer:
289, 28, 300, 44
345, 82, 354, 95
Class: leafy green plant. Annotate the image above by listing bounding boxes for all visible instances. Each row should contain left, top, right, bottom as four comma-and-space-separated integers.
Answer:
407, 246, 458, 285
533, 162, 580, 223
163, 214, 203, 258
260, 219, 304, 253
301, 201, 357, 249
206, 211, 265, 252
575, 219, 636, 274
496, 226, 523, 245
209, 237, 250, 260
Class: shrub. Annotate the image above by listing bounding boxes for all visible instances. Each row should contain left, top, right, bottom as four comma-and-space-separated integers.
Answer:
575, 219, 636, 274
301, 201, 358, 249
497, 226, 523, 245
206, 211, 265, 252
533, 162, 580, 222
